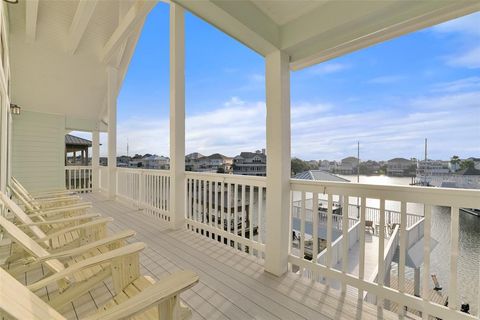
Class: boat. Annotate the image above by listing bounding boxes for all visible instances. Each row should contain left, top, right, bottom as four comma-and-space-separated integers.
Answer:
460, 208, 480, 217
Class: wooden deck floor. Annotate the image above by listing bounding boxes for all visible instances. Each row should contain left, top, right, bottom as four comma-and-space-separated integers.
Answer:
68, 192, 402, 320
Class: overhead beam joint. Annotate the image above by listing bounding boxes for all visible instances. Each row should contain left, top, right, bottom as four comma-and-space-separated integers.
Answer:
26, 0, 40, 42
66, 0, 98, 55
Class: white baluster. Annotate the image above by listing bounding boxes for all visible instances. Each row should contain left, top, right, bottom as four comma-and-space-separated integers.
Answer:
312, 192, 319, 280
449, 206, 459, 310
377, 199, 386, 306
422, 204, 432, 319
341, 194, 349, 293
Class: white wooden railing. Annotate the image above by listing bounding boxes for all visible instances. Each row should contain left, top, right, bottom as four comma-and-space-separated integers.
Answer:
185, 172, 266, 258
289, 179, 480, 320
65, 166, 92, 192
365, 224, 400, 304
292, 199, 423, 231
116, 167, 170, 221
97, 167, 479, 319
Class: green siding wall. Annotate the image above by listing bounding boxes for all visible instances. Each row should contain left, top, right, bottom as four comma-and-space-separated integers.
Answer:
12, 111, 65, 192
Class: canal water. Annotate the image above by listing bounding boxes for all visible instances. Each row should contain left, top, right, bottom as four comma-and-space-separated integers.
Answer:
338, 175, 480, 315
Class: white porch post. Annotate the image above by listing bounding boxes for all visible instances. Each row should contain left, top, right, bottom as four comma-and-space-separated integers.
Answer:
0, 100, 8, 192
92, 129, 100, 192
169, 3, 185, 229
107, 67, 118, 199
264, 50, 291, 276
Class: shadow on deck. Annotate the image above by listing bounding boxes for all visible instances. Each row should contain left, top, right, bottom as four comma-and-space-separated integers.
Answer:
82, 192, 400, 320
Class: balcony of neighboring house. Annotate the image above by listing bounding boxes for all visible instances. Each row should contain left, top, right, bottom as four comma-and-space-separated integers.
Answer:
65, 134, 94, 193
1, 1, 480, 320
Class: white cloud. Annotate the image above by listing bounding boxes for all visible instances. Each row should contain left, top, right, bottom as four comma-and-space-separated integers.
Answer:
445, 46, 480, 69
109, 83, 479, 162
410, 91, 480, 110
432, 13, 480, 36
432, 12, 480, 69
111, 97, 265, 157
308, 62, 349, 75
367, 75, 406, 84
430, 77, 480, 93
291, 102, 332, 119
248, 73, 265, 83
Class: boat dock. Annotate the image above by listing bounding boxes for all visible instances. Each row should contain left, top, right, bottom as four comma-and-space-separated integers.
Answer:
388, 273, 447, 318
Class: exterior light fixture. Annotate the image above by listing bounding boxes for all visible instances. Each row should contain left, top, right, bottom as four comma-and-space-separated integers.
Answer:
3, 0, 18, 4
10, 103, 21, 115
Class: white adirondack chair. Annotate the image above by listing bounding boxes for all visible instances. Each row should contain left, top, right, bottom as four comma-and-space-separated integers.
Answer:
0, 253, 198, 319
1, 192, 110, 250
10, 177, 90, 214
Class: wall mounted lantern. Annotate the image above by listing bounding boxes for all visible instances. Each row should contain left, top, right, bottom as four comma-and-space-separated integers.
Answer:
10, 103, 21, 115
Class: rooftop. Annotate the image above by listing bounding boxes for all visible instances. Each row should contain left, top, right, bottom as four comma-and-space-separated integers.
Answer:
293, 170, 350, 182
65, 134, 92, 147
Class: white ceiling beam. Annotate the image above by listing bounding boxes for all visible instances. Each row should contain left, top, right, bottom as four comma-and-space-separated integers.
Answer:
113, 1, 131, 68
66, 0, 98, 55
101, 0, 157, 64
172, 0, 280, 56
25, 0, 39, 42
289, 1, 480, 70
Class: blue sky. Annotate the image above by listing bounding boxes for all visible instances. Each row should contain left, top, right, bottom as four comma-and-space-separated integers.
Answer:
92, 3, 479, 161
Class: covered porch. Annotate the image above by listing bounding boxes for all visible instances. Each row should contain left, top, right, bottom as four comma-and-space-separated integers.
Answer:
1, 0, 480, 320
78, 191, 398, 320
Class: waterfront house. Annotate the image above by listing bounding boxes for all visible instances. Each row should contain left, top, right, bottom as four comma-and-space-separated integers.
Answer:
417, 159, 450, 176
467, 157, 480, 170
142, 155, 170, 170
186, 153, 233, 173
387, 158, 415, 176
233, 150, 267, 176
1, 1, 479, 320
336, 156, 358, 175
361, 160, 382, 175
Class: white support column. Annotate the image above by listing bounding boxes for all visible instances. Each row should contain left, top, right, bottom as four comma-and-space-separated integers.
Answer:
107, 67, 118, 199
7, 111, 12, 188
92, 129, 100, 192
264, 50, 291, 276
169, 3, 185, 229
0, 100, 7, 192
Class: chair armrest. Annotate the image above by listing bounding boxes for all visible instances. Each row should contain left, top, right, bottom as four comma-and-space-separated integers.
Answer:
36, 217, 113, 242
36, 229, 136, 262
18, 213, 100, 227
27, 242, 146, 292
84, 271, 199, 320
32, 190, 76, 198
28, 203, 92, 217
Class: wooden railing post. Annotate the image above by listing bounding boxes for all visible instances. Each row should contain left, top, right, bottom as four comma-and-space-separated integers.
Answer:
92, 129, 100, 192
138, 170, 144, 209
264, 50, 291, 277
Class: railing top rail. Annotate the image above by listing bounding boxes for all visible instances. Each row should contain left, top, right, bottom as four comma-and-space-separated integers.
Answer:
116, 167, 171, 175
186, 171, 267, 187
65, 165, 92, 169
290, 178, 480, 208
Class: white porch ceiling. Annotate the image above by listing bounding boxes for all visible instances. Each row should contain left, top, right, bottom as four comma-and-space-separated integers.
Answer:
174, 0, 480, 70
8, 0, 155, 131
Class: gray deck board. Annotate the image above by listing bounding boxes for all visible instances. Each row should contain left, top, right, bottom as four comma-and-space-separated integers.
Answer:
81, 192, 401, 320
